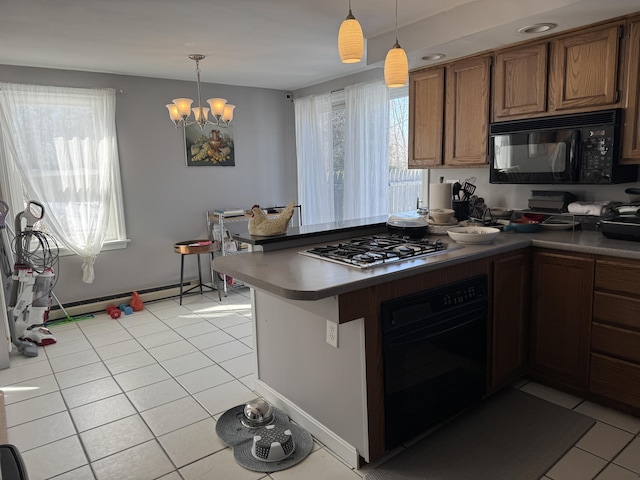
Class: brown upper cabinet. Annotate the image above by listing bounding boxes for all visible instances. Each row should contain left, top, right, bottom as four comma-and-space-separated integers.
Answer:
493, 43, 548, 121
409, 55, 491, 168
444, 56, 492, 166
411, 13, 640, 168
549, 24, 622, 112
408, 68, 444, 167
622, 17, 640, 162
493, 22, 623, 122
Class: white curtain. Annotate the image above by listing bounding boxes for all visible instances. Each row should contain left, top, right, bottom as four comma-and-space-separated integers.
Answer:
343, 80, 390, 220
0, 82, 121, 283
294, 93, 335, 225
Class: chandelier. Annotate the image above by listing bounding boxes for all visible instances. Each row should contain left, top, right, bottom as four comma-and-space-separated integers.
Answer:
165, 54, 235, 129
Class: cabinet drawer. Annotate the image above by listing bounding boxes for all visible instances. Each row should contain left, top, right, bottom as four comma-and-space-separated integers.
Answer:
592, 322, 640, 363
595, 260, 640, 296
593, 291, 640, 330
590, 353, 640, 409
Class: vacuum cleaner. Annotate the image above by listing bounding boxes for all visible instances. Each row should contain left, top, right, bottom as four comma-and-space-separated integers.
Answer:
0, 200, 57, 357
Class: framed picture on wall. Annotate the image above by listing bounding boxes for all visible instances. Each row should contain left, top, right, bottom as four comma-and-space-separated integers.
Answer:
184, 123, 235, 167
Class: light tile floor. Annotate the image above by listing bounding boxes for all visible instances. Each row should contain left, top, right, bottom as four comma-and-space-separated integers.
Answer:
2, 288, 640, 479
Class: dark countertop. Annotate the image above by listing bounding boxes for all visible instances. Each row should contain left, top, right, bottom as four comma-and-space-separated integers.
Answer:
227, 215, 389, 250
214, 224, 640, 301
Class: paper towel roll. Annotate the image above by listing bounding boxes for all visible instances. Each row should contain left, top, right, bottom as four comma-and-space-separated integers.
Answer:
429, 183, 452, 210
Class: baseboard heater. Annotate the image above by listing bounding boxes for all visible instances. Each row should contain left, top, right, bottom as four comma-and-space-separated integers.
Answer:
47, 280, 209, 320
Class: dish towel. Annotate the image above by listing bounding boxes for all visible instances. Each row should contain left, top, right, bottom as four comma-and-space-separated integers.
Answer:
567, 201, 611, 216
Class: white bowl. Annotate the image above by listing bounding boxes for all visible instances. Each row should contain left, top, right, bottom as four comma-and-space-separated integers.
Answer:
430, 208, 455, 224
447, 226, 500, 244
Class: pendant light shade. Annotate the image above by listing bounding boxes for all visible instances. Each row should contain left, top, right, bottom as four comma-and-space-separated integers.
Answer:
338, 1, 364, 63
384, 0, 408, 88
384, 43, 408, 88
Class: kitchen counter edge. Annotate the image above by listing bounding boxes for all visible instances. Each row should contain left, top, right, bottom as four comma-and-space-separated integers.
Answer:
214, 230, 640, 301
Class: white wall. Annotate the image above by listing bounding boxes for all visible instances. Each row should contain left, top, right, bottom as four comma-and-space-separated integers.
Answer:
0, 64, 297, 305
427, 167, 640, 211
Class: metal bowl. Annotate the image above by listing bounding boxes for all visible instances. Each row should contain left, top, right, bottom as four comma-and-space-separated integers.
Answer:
242, 398, 275, 428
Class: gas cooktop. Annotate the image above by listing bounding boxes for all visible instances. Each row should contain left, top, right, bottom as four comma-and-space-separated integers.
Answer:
299, 234, 463, 269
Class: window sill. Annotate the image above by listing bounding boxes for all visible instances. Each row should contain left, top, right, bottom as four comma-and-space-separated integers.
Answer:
57, 238, 131, 257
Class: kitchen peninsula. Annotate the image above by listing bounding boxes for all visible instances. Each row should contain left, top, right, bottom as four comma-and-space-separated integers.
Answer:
213, 221, 640, 467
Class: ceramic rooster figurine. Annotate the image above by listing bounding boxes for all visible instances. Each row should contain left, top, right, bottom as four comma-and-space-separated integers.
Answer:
248, 202, 295, 236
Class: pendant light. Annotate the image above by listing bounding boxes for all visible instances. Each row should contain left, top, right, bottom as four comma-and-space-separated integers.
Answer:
338, 0, 364, 63
384, 0, 408, 88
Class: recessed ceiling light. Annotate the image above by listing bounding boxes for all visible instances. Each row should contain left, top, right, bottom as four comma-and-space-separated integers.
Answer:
517, 23, 557, 34
421, 53, 446, 61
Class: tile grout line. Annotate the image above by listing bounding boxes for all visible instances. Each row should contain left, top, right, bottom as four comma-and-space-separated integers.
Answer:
6, 291, 253, 479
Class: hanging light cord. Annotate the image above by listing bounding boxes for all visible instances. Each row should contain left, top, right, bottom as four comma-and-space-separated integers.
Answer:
394, 0, 400, 48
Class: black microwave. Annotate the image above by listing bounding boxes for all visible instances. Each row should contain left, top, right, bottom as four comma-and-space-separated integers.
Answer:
489, 109, 637, 184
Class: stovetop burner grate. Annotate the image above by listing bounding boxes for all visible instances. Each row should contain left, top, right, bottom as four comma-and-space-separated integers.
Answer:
300, 234, 460, 268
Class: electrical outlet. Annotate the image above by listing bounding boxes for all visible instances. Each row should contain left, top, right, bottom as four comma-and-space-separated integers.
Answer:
326, 320, 338, 348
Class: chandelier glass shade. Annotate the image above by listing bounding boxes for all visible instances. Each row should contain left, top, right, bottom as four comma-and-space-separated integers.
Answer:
166, 54, 235, 128
383, 0, 408, 88
338, 0, 364, 63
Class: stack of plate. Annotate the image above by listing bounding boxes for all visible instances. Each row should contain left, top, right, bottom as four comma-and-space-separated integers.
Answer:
427, 217, 459, 235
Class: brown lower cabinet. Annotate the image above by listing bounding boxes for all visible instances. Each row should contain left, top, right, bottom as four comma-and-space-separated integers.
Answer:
590, 256, 640, 412
530, 249, 594, 391
490, 249, 530, 391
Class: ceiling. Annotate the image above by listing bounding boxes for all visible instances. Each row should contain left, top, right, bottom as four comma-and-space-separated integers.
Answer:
1, 0, 639, 92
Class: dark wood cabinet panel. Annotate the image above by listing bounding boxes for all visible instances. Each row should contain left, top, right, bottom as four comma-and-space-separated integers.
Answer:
590, 254, 640, 413
493, 43, 548, 120
549, 24, 622, 112
590, 353, 640, 409
408, 68, 445, 167
622, 19, 640, 162
594, 257, 640, 296
592, 322, 640, 364
490, 249, 530, 390
444, 55, 491, 166
593, 291, 640, 329
530, 250, 593, 389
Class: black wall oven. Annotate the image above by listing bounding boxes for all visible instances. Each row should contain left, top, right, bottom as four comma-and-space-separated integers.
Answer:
380, 275, 488, 451
489, 109, 637, 184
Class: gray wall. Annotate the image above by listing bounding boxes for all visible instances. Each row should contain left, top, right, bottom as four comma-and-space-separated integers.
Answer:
0, 64, 297, 305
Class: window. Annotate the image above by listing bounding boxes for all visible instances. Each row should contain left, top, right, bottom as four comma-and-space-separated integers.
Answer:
330, 87, 422, 221
0, 83, 127, 282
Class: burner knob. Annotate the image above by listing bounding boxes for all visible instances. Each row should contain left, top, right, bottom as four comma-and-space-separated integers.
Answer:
435, 239, 443, 247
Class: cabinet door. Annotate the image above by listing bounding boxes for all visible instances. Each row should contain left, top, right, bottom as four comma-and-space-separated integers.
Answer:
444, 56, 491, 166
549, 25, 621, 112
622, 19, 640, 163
408, 68, 445, 167
491, 249, 530, 391
530, 250, 594, 390
493, 43, 548, 120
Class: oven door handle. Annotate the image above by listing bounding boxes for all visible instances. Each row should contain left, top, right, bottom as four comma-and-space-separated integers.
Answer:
384, 313, 485, 345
